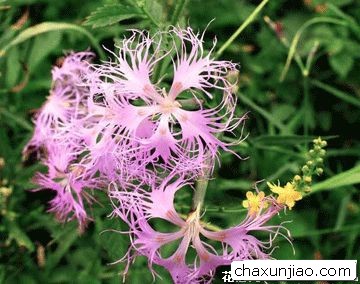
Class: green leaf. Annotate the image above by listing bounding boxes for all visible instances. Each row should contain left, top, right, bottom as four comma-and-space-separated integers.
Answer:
0, 22, 105, 60
271, 104, 296, 122
311, 165, 360, 193
28, 31, 62, 71
84, 4, 143, 28
46, 224, 78, 270
311, 79, 360, 108
283, 210, 317, 238
5, 47, 21, 88
237, 92, 287, 132
97, 217, 128, 261
280, 17, 348, 81
327, 0, 354, 7
251, 135, 337, 147
329, 52, 354, 78
6, 220, 35, 252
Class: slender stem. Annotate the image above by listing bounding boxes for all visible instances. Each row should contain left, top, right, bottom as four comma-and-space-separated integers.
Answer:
264, 15, 306, 75
153, 0, 189, 82
215, 0, 270, 59
191, 177, 209, 211
170, 0, 189, 25
237, 91, 287, 132
0, 107, 32, 131
304, 40, 320, 76
303, 76, 310, 138
140, 7, 161, 28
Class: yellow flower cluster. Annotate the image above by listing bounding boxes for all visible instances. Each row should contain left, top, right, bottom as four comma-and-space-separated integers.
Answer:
242, 137, 327, 213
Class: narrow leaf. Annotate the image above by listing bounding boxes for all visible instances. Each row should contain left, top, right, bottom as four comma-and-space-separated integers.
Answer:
311, 165, 360, 194
0, 22, 105, 59
251, 135, 337, 147
311, 79, 360, 108
84, 4, 143, 28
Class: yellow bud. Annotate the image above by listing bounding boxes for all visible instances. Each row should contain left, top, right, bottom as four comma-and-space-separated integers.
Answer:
314, 145, 321, 151
302, 165, 309, 173
0, 186, 12, 197
294, 175, 301, 182
304, 176, 312, 183
304, 186, 312, 193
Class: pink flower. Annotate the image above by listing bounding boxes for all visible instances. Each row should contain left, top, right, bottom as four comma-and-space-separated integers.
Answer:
109, 179, 290, 283
33, 144, 99, 232
87, 27, 245, 176
24, 52, 94, 155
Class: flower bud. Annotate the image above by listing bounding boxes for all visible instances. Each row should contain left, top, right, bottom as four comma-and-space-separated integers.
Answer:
304, 186, 312, 193
304, 176, 312, 183
302, 165, 309, 173
294, 175, 301, 182
0, 186, 12, 197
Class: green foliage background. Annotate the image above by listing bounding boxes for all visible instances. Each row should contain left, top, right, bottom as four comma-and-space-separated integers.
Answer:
0, 0, 359, 283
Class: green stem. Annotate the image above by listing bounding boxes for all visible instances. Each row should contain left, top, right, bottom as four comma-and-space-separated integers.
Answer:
0, 107, 32, 131
153, 0, 189, 82
264, 16, 306, 76
191, 177, 209, 211
310, 79, 360, 108
237, 91, 288, 132
280, 17, 347, 81
140, 6, 161, 28
215, 0, 270, 58
170, 0, 189, 25
303, 76, 310, 138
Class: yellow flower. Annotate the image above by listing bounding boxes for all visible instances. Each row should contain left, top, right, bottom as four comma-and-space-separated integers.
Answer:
267, 181, 302, 209
242, 191, 267, 215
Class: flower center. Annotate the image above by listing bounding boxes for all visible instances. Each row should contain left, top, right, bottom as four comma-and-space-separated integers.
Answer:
159, 98, 181, 114
185, 206, 201, 238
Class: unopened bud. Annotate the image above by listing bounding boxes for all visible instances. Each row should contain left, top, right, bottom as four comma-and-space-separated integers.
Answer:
316, 168, 323, 175
0, 186, 12, 197
294, 175, 301, 182
302, 165, 309, 173
304, 176, 312, 183
304, 186, 312, 193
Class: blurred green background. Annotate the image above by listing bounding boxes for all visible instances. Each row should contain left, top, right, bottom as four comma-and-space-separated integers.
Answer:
0, 0, 359, 283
